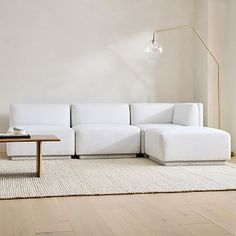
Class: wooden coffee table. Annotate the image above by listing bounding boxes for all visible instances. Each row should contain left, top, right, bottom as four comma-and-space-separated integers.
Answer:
0, 135, 60, 177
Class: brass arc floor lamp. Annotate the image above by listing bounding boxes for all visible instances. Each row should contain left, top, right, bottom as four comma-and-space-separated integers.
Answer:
144, 25, 220, 128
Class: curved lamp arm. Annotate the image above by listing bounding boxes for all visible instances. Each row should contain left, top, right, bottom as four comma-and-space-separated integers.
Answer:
152, 24, 220, 128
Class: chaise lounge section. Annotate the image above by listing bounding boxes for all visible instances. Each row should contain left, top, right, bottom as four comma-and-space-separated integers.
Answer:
130, 103, 230, 164
130, 103, 203, 153
145, 126, 231, 165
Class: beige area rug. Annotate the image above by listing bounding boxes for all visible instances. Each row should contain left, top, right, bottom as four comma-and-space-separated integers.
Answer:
0, 158, 236, 200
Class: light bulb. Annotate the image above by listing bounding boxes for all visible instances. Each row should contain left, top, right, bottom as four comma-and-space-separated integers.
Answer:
144, 40, 163, 58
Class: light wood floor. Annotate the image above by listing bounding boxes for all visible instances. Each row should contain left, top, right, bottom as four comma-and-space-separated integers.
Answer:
1, 159, 236, 236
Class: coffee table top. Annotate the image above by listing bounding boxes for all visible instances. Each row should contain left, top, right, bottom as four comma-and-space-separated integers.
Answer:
0, 135, 60, 143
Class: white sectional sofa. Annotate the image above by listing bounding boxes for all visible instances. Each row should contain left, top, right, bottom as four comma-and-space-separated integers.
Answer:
72, 104, 140, 157
130, 103, 203, 153
6, 103, 231, 165
7, 104, 75, 158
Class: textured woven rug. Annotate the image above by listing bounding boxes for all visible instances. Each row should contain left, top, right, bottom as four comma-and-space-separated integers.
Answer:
0, 158, 236, 199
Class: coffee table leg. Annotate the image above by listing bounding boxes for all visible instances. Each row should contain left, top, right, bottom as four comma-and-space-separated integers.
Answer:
36, 141, 42, 177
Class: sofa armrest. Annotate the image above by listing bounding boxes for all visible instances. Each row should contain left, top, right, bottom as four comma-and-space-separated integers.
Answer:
172, 103, 203, 126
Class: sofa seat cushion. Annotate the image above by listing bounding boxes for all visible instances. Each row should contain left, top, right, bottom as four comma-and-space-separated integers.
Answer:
136, 124, 182, 153
74, 124, 140, 155
7, 126, 75, 156
145, 126, 231, 164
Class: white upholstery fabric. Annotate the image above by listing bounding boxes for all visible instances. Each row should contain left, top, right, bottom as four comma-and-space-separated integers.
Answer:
130, 103, 175, 125
145, 126, 231, 163
74, 124, 140, 155
173, 103, 203, 126
130, 103, 203, 126
136, 124, 182, 153
8, 104, 74, 157
72, 104, 130, 126
7, 102, 207, 159
7, 126, 75, 156
9, 104, 71, 126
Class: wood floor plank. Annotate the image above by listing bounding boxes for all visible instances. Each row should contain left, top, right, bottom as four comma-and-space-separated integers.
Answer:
143, 192, 218, 205
189, 202, 236, 235
199, 191, 236, 215
97, 207, 154, 236
142, 194, 210, 225
116, 194, 195, 236
58, 197, 116, 236
87, 195, 124, 209
59, 196, 94, 211
0, 199, 35, 236
30, 198, 71, 234
36, 232, 75, 236
184, 223, 233, 236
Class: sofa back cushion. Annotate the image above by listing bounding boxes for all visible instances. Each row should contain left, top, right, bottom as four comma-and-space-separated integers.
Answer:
172, 103, 203, 126
9, 104, 71, 127
130, 103, 203, 126
130, 103, 175, 125
72, 104, 130, 126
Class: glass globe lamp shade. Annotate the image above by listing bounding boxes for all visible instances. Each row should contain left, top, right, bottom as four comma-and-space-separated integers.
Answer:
144, 40, 163, 58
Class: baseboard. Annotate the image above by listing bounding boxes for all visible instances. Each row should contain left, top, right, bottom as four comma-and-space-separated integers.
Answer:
10, 155, 72, 161
149, 156, 226, 166
79, 154, 137, 160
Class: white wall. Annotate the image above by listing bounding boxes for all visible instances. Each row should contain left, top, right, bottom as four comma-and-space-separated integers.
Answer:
0, 0, 195, 153
224, 0, 236, 152
207, 0, 227, 129
193, 0, 227, 128
193, 0, 236, 153
193, 0, 208, 124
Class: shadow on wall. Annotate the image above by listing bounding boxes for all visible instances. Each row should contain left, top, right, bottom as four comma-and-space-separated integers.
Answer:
107, 31, 194, 103
65, 32, 158, 103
